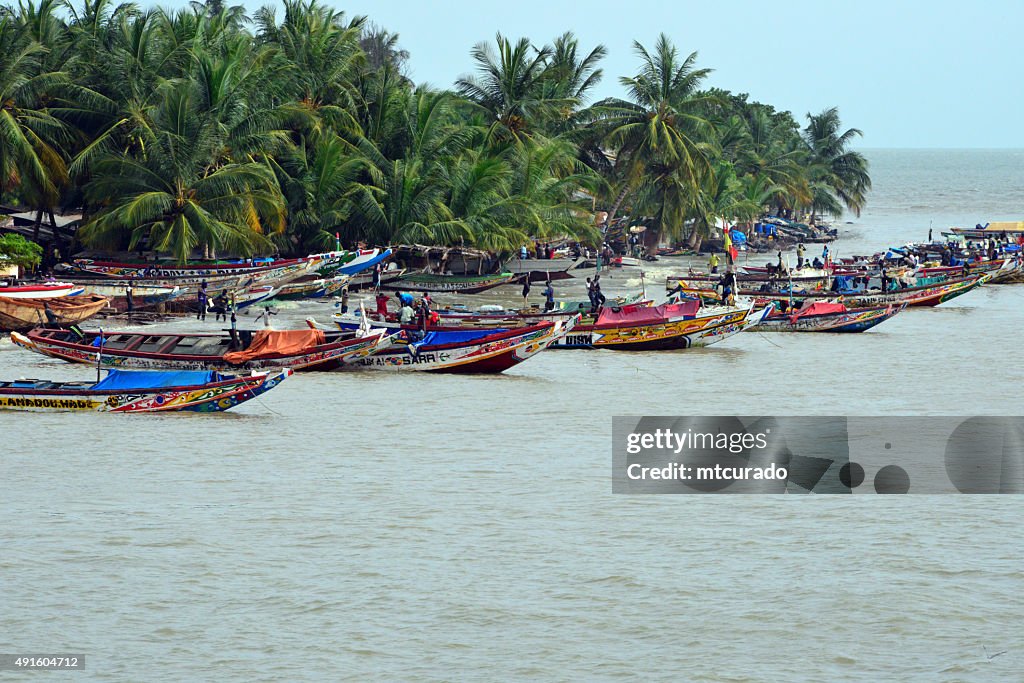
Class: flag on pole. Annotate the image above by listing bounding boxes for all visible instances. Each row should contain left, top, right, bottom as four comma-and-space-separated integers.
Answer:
724, 228, 738, 263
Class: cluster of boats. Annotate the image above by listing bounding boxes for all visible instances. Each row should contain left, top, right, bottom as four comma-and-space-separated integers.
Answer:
2, 232, 1019, 414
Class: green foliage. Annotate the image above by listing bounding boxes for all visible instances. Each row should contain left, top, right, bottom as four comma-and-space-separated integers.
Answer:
0, 0, 869, 258
0, 233, 43, 268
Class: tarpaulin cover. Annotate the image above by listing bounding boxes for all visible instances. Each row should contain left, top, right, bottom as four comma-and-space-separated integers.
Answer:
417, 329, 509, 347
790, 301, 847, 322
730, 230, 747, 245
92, 369, 221, 390
222, 329, 325, 363
595, 300, 700, 327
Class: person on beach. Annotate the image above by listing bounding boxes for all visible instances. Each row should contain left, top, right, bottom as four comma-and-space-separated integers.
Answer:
414, 299, 428, 335
718, 270, 737, 305
372, 263, 382, 290
125, 280, 135, 322
399, 300, 414, 325
520, 244, 528, 260
544, 280, 555, 312
196, 281, 208, 321
593, 276, 606, 309
212, 290, 229, 321
822, 244, 830, 266
708, 252, 720, 274
797, 243, 806, 269
585, 277, 596, 312
375, 291, 389, 317
340, 284, 350, 314
521, 277, 531, 307
43, 302, 60, 325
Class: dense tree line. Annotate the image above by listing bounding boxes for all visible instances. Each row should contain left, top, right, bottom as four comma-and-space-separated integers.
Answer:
0, 0, 870, 261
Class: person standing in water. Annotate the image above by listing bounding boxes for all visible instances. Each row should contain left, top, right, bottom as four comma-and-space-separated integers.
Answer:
544, 279, 555, 311
521, 276, 531, 308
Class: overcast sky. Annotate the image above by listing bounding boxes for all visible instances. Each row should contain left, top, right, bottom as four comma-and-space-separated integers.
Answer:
211, 0, 1022, 148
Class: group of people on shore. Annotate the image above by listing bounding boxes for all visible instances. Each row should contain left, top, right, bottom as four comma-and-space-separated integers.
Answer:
195, 281, 233, 322
374, 290, 440, 334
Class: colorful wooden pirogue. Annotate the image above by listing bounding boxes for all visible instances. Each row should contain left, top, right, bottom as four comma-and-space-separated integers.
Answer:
344, 317, 576, 372
674, 272, 992, 309
336, 300, 768, 351
378, 271, 518, 294
11, 327, 394, 372
0, 368, 290, 413
0, 282, 81, 298
0, 295, 109, 331
757, 302, 906, 333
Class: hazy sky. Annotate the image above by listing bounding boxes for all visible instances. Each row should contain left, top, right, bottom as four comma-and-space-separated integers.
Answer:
232, 0, 1022, 147
148, 0, 1019, 148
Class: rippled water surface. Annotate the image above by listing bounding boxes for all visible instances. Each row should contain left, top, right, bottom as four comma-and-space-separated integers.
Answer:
2, 150, 1023, 681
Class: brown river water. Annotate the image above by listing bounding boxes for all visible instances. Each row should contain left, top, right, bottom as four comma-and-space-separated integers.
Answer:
2, 149, 1023, 680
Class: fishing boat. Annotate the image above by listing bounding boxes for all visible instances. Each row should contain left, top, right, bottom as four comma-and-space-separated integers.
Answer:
80, 282, 183, 310
339, 300, 767, 351
757, 302, 906, 333
61, 255, 312, 279
336, 248, 392, 275
271, 275, 349, 301
0, 368, 290, 413
678, 272, 991, 309
61, 258, 316, 299
346, 318, 575, 373
378, 271, 518, 294
500, 257, 583, 280
12, 326, 394, 372
948, 221, 1024, 240
551, 300, 769, 350
0, 281, 79, 298
0, 295, 109, 331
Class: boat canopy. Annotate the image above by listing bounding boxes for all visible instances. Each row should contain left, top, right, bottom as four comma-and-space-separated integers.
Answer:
222, 329, 325, 363
417, 329, 509, 346
595, 300, 700, 326
791, 302, 848, 321
92, 369, 223, 390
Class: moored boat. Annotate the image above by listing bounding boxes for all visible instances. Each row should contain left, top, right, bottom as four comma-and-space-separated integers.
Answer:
552, 300, 769, 350
378, 271, 518, 294
0, 281, 79, 298
12, 326, 394, 372
79, 282, 183, 310
757, 302, 906, 333
0, 294, 109, 331
678, 272, 990, 309
0, 368, 290, 413
347, 318, 575, 373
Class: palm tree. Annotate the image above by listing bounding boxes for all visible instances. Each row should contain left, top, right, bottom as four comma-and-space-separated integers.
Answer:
254, 0, 366, 134
594, 34, 717, 236
274, 132, 367, 252
78, 82, 285, 262
0, 16, 71, 237
456, 33, 563, 143
802, 107, 871, 218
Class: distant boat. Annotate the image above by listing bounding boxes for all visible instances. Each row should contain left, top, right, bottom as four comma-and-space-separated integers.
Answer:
0, 368, 290, 413
0, 282, 79, 299
378, 271, 517, 294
